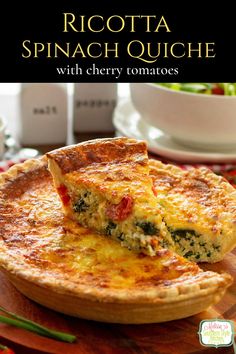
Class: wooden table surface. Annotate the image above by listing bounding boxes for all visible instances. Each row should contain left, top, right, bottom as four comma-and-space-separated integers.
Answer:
0, 134, 235, 354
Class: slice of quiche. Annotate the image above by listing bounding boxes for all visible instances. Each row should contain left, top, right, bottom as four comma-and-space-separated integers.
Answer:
47, 138, 174, 256
149, 159, 236, 263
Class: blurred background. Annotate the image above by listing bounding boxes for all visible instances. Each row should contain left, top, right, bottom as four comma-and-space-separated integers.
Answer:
0, 83, 129, 142
0, 83, 129, 163
1, 82, 236, 171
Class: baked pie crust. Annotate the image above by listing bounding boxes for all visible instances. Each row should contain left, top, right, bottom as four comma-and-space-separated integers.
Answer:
0, 156, 232, 323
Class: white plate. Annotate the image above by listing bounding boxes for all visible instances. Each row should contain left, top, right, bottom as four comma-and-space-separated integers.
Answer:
113, 100, 236, 163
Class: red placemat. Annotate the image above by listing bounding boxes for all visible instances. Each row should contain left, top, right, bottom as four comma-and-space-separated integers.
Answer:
0, 158, 26, 173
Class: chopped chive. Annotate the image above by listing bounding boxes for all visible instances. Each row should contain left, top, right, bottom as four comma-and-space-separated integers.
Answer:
0, 307, 76, 343
0, 344, 7, 349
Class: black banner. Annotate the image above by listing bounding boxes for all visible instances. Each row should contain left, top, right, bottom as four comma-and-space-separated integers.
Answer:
0, 1, 234, 82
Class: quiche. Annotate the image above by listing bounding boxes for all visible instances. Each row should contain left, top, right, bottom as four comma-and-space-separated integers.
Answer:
0, 157, 232, 323
47, 138, 174, 256
150, 160, 236, 263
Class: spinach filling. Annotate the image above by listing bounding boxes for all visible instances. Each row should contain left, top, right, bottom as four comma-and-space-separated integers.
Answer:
73, 192, 91, 213
183, 250, 200, 260
213, 244, 221, 251
118, 233, 125, 241
105, 221, 117, 236
169, 228, 221, 260
159, 239, 170, 248
73, 198, 89, 212
184, 250, 193, 258
136, 221, 159, 235
170, 229, 198, 242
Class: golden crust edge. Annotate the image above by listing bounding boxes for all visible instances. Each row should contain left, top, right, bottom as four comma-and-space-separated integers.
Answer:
46, 137, 148, 175
149, 158, 236, 194
0, 252, 232, 304
4, 271, 230, 323
0, 156, 47, 191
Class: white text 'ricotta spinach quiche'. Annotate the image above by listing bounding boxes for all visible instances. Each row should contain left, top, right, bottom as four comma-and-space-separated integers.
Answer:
0, 157, 232, 323
47, 138, 174, 256
150, 160, 236, 263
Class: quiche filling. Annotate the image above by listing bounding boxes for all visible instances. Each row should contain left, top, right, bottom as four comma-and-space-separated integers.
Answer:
57, 179, 173, 256
169, 228, 221, 262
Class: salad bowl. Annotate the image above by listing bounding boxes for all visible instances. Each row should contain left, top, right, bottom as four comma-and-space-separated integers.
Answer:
130, 83, 236, 151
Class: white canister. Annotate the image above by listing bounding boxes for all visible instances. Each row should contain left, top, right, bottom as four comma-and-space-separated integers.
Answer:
20, 83, 68, 145
73, 83, 117, 133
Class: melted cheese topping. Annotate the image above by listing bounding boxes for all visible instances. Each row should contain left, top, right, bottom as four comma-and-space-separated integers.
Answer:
0, 177, 200, 292
67, 162, 151, 203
